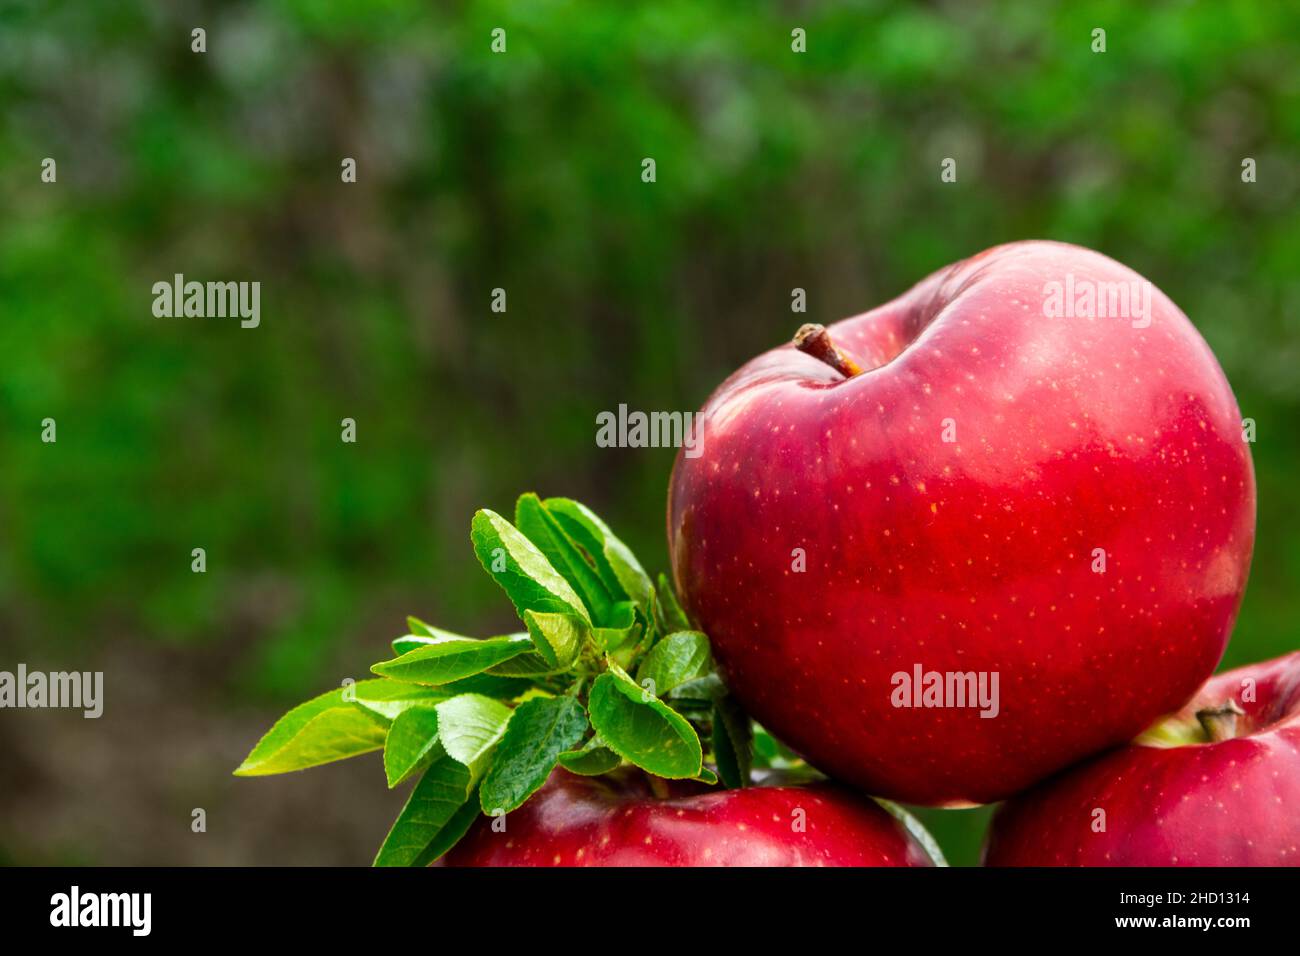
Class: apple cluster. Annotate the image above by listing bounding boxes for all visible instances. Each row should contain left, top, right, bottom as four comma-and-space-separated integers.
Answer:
241, 242, 1293, 867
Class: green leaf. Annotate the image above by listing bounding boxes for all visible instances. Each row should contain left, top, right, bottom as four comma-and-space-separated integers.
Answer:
712, 695, 753, 789
420, 785, 486, 865
656, 573, 691, 631
470, 509, 590, 623
352, 680, 452, 722
407, 616, 437, 637
557, 735, 622, 776
667, 673, 727, 702
392, 636, 426, 657
440, 673, 535, 699
522, 609, 587, 670
433, 694, 513, 778
592, 600, 640, 654
636, 631, 711, 697
398, 620, 522, 660
588, 663, 703, 779
608, 607, 654, 672
373, 753, 476, 867
662, 699, 712, 722
371, 633, 532, 685
383, 706, 442, 787
373, 696, 513, 866
876, 799, 950, 867
751, 724, 804, 769
235, 684, 387, 776
516, 493, 614, 622
486, 649, 571, 677
693, 767, 719, 786
479, 696, 588, 813
392, 634, 434, 656
542, 498, 654, 611
362, 668, 533, 703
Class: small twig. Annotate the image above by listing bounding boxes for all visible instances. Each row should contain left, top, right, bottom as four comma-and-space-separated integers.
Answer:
1196, 699, 1245, 743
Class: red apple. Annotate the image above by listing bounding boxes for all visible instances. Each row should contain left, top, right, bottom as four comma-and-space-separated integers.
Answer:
984, 652, 1300, 865
440, 769, 940, 866
668, 240, 1255, 806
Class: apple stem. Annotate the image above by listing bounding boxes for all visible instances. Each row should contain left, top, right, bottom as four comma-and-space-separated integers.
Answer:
793, 323, 864, 378
1196, 699, 1245, 743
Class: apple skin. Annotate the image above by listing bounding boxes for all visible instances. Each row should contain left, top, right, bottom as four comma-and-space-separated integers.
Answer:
984, 653, 1300, 866
440, 769, 938, 866
668, 240, 1255, 806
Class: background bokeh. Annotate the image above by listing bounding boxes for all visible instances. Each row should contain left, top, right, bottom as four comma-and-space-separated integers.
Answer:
1, 0, 1297, 866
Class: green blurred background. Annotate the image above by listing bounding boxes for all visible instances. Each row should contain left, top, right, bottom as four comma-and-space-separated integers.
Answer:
1, 0, 1297, 866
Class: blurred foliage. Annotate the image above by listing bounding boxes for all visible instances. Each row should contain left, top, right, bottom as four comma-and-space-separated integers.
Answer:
0, 0, 1297, 865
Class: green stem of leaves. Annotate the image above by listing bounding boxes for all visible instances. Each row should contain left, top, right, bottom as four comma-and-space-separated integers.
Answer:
235, 493, 765, 866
